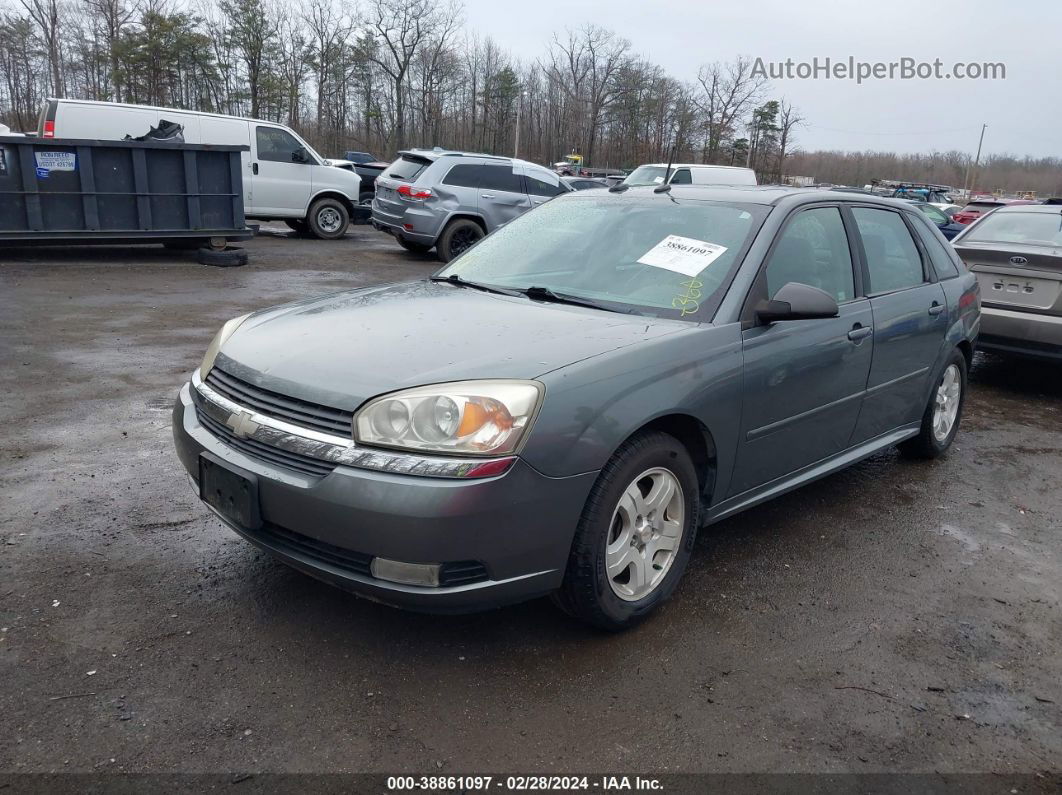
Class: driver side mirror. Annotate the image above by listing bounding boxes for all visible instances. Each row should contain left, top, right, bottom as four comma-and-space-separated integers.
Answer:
756, 282, 839, 323
291, 147, 309, 164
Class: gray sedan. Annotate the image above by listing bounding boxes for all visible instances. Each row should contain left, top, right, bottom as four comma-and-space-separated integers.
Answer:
173, 186, 980, 630
952, 203, 1062, 359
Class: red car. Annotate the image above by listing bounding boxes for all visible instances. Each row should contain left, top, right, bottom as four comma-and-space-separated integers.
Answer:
953, 199, 1035, 225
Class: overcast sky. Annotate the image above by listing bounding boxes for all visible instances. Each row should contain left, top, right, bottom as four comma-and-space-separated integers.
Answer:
463, 0, 1059, 159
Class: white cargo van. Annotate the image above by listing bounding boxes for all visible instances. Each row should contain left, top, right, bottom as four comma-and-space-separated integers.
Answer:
38, 99, 364, 239
623, 163, 758, 187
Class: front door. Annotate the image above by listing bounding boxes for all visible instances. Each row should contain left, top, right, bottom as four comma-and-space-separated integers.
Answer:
730, 206, 873, 495
252, 125, 312, 217
848, 206, 950, 442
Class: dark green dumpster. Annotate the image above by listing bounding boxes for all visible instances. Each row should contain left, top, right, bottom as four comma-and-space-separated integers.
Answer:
0, 136, 252, 247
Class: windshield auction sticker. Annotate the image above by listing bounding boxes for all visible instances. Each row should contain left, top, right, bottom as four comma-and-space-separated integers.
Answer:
638, 235, 727, 277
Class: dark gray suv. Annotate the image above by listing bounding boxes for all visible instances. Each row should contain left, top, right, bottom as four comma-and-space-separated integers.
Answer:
371, 149, 571, 261
174, 186, 980, 630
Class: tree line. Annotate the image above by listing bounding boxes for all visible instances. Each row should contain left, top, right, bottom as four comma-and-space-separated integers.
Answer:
0, 0, 804, 175
1, 0, 1058, 195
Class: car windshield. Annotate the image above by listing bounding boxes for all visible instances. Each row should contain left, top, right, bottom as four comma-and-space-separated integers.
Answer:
436, 194, 767, 320
963, 211, 1062, 246
623, 166, 671, 186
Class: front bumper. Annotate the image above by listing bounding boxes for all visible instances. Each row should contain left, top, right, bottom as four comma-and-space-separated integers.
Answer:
172, 382, 596, 612
979, 306, 1062, 360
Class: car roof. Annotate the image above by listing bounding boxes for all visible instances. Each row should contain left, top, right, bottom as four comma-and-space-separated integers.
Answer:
637, 163, 753, 171
595, 184, 916, 208
399, 148, 513, 163
991, 203, 1062, 214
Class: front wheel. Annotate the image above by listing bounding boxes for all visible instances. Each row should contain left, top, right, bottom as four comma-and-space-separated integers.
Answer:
306, 198, 350, 239
900, 349, 967, 459
553, 431, 699, 631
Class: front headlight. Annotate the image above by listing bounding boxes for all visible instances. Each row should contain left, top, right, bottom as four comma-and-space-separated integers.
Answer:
199, 314, 251, 378
354, 380, 543, 456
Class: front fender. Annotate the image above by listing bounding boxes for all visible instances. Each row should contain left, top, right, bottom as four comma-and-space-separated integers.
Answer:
523, 323, 745, 502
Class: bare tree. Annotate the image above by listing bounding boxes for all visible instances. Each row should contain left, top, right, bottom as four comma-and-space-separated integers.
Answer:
365, 0, 456, 152
83, 0, 135, 101
18, 0, 64, 97
775, 99, 804, 182
696, 56, 766, 164
218, 0, 280, 117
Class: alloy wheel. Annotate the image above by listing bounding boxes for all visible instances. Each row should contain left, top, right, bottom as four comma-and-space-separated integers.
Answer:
932, 363, 961, 442
605, 467, 685, 601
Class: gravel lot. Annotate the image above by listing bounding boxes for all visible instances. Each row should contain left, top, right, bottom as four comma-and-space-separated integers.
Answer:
1, 227, 1060, 780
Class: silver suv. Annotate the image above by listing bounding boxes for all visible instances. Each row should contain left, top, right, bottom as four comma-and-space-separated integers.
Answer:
371, 149, 572, 261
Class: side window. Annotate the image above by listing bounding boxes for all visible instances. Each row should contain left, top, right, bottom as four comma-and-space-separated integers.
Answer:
851, 208, 927, 293
256, 126, 302, 163
920, 205, 948, 225
669, 168, 692, 184
479, 165, 524, 193
442, 163, 482, 188
524, 172, 566, 197
765, 207, 855, 303
912, 214, 960, 279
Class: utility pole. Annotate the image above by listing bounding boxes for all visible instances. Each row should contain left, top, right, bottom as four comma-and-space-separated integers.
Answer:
513, 92, 526, 159
963, 123, 987, 196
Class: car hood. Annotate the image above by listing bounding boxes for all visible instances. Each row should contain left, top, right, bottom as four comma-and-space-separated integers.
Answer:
214, 281, 687, 410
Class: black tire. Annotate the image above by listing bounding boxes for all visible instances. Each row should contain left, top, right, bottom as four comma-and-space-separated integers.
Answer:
553, 430, 700, 631
306, 198, 350, 240
899, 348, 967, 459
397, 238, 433, 254
196, 246, 248, 267
436, 218, 484, 262
284, 219, 308, 234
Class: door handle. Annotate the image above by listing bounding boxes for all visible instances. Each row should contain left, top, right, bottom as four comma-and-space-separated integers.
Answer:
928, 302, 945, 316
847, 325, 873, 341
480, 193, 495, 199
252, 163, 258, 175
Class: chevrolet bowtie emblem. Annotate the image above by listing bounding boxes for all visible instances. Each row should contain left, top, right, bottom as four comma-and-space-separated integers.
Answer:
225, 410, 260, 439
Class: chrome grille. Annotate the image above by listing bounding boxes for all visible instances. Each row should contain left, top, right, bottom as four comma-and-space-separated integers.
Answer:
205, 367, 353, 437
196, 407, 335, 478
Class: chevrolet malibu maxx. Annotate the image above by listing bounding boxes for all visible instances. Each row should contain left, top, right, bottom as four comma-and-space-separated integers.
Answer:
173, 186, 980, 630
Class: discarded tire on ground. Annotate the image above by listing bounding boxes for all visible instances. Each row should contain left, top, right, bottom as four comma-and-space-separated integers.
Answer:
196, 246, 248, 267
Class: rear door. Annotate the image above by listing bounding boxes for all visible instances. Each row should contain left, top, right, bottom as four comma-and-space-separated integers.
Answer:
252, 125, 312, 216
478, 163, 530, 230
848, 206, 949, 443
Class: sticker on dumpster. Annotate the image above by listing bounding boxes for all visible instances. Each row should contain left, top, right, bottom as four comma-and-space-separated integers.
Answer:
0, 149, 7, 177
34, 151, 77, 172
36, 167, 49, 179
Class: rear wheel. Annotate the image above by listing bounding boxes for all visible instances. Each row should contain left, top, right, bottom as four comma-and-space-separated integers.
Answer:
306, 198, 349, 239
553, 431, 699, 631
436, 218, 484, 262
900, 349, 967, 459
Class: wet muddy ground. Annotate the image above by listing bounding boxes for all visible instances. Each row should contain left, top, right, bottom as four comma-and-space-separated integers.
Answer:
1, 227, 1060, 779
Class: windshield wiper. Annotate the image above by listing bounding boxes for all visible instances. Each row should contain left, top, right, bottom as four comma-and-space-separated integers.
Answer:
521, 286, 630, 314
430, 273, 522, 296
